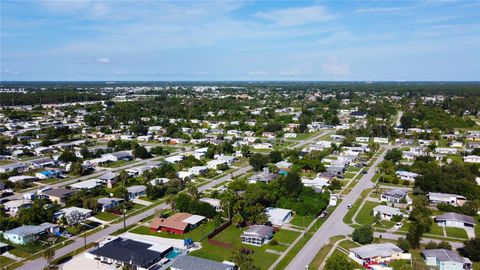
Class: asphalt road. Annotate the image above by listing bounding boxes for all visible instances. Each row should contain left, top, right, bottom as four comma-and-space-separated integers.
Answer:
285, 146, 392, 270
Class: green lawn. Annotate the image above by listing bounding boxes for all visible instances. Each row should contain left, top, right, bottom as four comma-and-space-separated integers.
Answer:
344, 172, 357, 179
355, 201, 380, 225
94, 212, 118, 221
104, 160, 130, 168
289, 215, 315, 228
0, 256, 15, 265
337, 239, 360, 250
389, 260, 413, 270
272, 229, 300, 244
428, 224, 445, 237
130, 221, 216, 242
189, 225, 279, 270
445, 227, 468, 239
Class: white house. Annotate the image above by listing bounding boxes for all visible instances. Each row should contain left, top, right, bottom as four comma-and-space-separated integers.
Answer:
435, 213, 475, 229
348, 243, 410, 266
373, 137, 389, 144
428, 192, 467, 207
372, 205, 403, 221
396, 170, 419, 181
464, 155, 480, 163
265, 208, 292, 226
434, 148, 458, 155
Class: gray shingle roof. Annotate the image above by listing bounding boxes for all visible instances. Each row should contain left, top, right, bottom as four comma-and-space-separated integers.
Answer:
350, 243, 403, 259
422, 249, 466, 264
170, 255, 232, 270
435, 212, 475, 225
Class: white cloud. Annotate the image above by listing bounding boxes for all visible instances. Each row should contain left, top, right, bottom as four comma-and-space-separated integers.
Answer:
355, 6, 406, 13
321, 57, 349, 76
97, 57, 111, 64
256, 6, 336, 26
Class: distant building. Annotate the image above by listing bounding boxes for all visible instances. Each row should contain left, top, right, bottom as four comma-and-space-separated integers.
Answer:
435, 213, 475, 229
126, 185, 146, 199
381, 189, 409, 204
3, 223, 59, 245
97, 197, 123, 212
428, 192, 466, 207
149, 213, 205, 235
422, 249, 472, 270
372, 205, 403, 221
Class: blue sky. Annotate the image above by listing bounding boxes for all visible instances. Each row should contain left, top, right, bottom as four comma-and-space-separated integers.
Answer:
1, 0, 479, 81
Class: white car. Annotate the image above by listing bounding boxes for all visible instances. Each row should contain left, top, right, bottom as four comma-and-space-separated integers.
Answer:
394, 222, 403, 229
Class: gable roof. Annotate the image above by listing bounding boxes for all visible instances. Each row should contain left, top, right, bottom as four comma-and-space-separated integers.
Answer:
170, 255, 233, 270
350, 243, 403, 259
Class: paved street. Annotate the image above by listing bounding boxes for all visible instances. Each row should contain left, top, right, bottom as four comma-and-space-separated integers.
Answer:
285, 146, 391, 270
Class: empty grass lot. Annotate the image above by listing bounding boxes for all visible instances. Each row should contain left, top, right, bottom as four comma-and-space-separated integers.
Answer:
445, 227, 468, 239
94, 212, 118, 222
355, 201, 380, 225
289, 215, 315, 228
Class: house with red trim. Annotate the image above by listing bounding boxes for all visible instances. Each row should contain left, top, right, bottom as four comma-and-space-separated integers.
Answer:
149, 213, 205, 235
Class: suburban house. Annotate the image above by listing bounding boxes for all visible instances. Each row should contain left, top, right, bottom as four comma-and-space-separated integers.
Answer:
43, 188, 74, 204
126, 185, 147, 199
4, 199, 32, 216
170, 255, 235, 270
434, 148, 458, 155
381, 189, 408, 204
435, 213, 476, 229
248, 171, 278, 184
326, 165, 345, 177
0, 162, 28, 173
428, 192, 467, 207
265, 207, 293, 226
97, 197, 123, 212
35, 170, 62, 180
3, 223, 59, 245
69, 179, 102, 190
464, 155, 480, 163
372, 205, 403, 221
54, 206, 92, 221
199, 198, 222, 212
99, 171, 118, 188
396, 170, 419, 182
87, 237, 172, 270
348, 243, 410, 267
423, 249, 472, 270
149, 213, 206, 235
373, 137, 389, 144
240, 225, 274, 246
101, 151, 133, 162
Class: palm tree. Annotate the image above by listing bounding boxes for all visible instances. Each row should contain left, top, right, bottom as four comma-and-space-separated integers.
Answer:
166, 194, 177, 212
232, 213, 244, 228
187, 185, 199, 199
43, 247, 55, 269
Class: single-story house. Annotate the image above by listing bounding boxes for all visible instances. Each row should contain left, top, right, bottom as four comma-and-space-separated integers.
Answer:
464, 155, 480, 163
4, 199, 32, 216
0, 162, 28, 173
43, 188, 74, 204
97, 197, 123, 212
372, 205, 403, 221
248, 172, 278, 184
170, 255, 235, 270
69, 179, 102, 190
381, 189, 409, 204
35, 170, 62, 180
428, 192, 467, 207
240, 225, 273, 246
265, 207, 293, 226
149, 213, 206, 235
87, 237, 171, 270
423, 249, 472, 270
275, 161, 293, 170
3, 223, 59, 245
101, 151, 133, 162
348, 243, 409, 266
127, 185, 146, 199
99, 171, 117, 188
435, 213, 476, 229
54, 206, 92, 221
199, 198, 222, 212
396, 170, 419, 181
